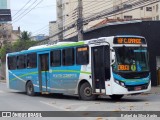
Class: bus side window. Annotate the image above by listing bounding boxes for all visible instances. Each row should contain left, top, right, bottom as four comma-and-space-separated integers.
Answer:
27, 53, 37, 68
76, 46, 89, 65
17, 55, 26, 69
51, 50, 61, 67
8, 56, 17, 70
62, 48, 74, 66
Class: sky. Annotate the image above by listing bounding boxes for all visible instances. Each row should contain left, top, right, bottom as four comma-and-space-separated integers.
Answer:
10, 0, 57, 36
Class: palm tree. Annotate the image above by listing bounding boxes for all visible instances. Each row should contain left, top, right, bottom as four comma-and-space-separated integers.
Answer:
19, 31, 31, 41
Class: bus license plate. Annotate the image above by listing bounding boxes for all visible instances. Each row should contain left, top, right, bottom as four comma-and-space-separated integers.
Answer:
135, 86, 142, 91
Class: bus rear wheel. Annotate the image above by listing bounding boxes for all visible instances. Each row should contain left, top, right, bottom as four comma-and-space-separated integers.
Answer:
79, 82, 96, 101
26, 81, 35, 96
109, 95, 123, 100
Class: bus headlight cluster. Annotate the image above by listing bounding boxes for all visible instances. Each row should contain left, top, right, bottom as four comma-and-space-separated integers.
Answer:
115, 80, 125, 87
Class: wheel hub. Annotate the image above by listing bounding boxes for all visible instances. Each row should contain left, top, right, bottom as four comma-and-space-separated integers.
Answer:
84, 87, 92, 97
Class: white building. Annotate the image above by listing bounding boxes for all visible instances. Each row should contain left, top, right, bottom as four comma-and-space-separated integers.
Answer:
56, 0, 160, 39
49, 21, 59, 41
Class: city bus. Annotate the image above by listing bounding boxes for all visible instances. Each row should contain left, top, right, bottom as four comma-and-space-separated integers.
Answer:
6, 35, 151, 100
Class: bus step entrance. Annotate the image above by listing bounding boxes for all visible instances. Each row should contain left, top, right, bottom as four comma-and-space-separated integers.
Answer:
92, 93, 104, 95
41, 92, 49, 95
93, 89, 106, 95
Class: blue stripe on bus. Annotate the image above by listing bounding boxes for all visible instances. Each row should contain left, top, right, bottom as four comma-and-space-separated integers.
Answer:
113, 73, 150, 86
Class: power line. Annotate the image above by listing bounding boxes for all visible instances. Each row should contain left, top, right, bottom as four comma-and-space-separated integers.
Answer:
83, 0, 146, 24
37, 0, 159, 44
32, 24, 49, 34
12, 4, 56, 11
13, 0, 44, 23
83, 0, 113, 14
12, 0, 32, 17
12, 0, 38, 21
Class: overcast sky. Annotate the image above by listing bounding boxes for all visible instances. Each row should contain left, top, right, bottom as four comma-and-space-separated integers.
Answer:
10, 0, 57, 36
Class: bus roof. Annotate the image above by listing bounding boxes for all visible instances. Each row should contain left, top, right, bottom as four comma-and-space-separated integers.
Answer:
7, 35, 146, 56
7, 41, 85, 56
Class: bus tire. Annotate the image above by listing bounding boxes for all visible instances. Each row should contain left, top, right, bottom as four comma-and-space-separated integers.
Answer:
109, 95, 123, 100
79, 82, 96, 101
26, 81, 35, 96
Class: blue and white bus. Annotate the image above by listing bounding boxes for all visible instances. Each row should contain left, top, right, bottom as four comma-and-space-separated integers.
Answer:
6, 35, 151, 100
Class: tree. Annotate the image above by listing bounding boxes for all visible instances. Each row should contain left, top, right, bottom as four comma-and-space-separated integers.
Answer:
0, 31, 38, 62
19, 31, 31, 41
0, 43, 12, 62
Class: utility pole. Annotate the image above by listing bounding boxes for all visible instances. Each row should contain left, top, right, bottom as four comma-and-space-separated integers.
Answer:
77, 0, 83, 41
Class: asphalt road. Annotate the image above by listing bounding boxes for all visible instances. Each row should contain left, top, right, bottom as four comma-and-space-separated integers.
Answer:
0, 82, 160, 120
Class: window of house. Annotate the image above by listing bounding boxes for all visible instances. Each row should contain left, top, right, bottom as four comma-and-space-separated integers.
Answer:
27, 53, 37, 68
146, 7, 152, 11
124, 16, 132, 20
8, 56, 17, 70
62, 48, 74, 66
76, 46, 89, 65
17, 55, 26, 69
51, 50, 61, 67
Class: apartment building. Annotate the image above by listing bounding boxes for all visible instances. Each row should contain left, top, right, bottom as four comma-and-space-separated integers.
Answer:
49, 21, 59, 41
0, 0, 20, 45
56, 0, 160, 39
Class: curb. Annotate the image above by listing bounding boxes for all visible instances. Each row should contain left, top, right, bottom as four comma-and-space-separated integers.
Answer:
0, 80, 6, 83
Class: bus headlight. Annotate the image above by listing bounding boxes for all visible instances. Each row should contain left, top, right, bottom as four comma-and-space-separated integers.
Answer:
114, 80, 125, 87
120, 82, 125, 87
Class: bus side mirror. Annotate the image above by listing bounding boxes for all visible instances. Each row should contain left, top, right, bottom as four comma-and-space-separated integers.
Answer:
111, 50, 115, 66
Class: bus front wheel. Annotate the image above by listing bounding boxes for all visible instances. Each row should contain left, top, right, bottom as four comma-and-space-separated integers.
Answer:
109, 95, 123, 100
79, 82, 96, 101
26, 81, 35, 96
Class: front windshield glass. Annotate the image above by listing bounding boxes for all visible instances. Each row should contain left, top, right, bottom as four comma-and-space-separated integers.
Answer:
113, 47, 149, 72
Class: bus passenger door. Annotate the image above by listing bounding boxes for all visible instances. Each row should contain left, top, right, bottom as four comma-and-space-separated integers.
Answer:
38, 53, 50, 93
91, 45, 110, 93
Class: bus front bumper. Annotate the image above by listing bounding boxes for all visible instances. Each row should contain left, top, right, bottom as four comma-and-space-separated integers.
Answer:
110, 81, 151, 95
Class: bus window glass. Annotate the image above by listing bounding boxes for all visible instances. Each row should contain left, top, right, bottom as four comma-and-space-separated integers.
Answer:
17, 55, 26, 69
27, 53, 37, 68
62, 48, 74, 66
51, 50, 61, 67
8, 56, 17, 70
114, 47, 149, 72
76, 46, 89, 65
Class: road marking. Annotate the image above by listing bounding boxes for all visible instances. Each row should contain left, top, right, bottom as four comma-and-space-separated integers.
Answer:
40, 101, 68, 111
40, 101, 94, 120
0, 90, 4, 93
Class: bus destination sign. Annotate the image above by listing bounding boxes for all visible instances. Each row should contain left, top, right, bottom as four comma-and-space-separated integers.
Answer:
114, 37, 146, 44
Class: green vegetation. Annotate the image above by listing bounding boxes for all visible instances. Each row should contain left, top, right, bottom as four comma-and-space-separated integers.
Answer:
19, 31, 32, 41
0, 31, 38, 62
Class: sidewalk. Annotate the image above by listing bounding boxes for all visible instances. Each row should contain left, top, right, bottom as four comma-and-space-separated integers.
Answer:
149, 86, 160, 94
0, 80, 6, 83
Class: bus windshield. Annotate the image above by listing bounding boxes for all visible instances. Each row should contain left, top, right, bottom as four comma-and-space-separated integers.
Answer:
113, 47, 149, 72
